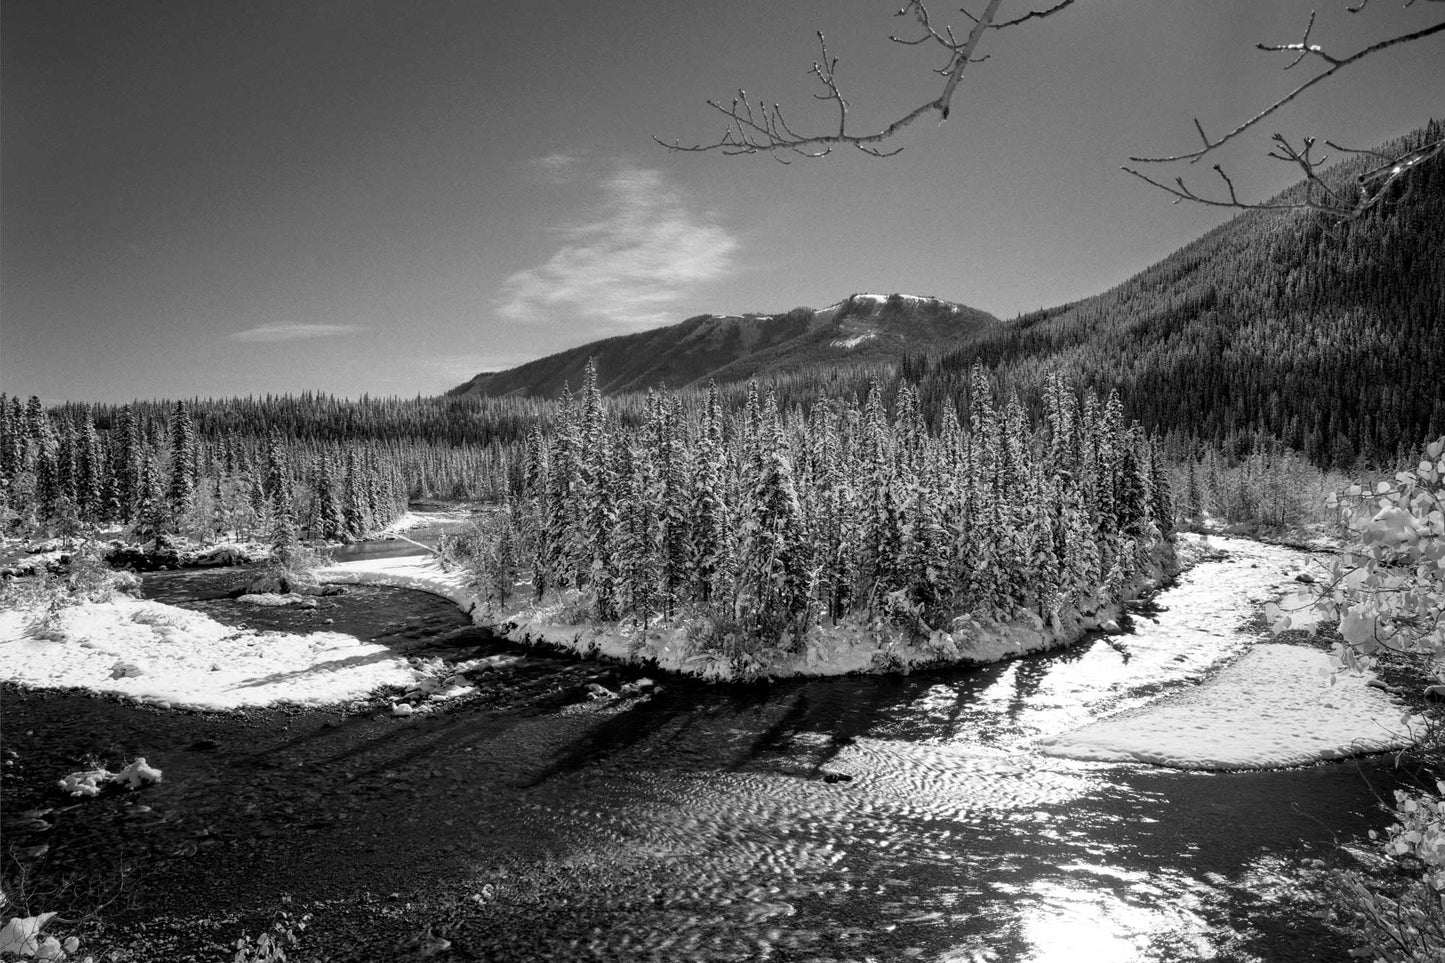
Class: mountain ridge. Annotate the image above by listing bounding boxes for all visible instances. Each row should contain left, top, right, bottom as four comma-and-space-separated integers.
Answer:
448, 293, 1001, 399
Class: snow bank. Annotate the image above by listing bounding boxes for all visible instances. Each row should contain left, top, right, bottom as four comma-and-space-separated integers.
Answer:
319, 547, 1178, 682
0, 597, 420, 710
1038, 644, 1419, 769
380, 508, 478, 536
321, 554, 476, 610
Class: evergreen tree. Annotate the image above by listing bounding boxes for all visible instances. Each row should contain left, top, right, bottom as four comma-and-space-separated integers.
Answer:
167, 401, 199, 519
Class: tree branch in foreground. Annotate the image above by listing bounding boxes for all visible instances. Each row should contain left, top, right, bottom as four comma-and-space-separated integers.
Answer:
660, 1, 1444, 218
653, 0, 1016, 160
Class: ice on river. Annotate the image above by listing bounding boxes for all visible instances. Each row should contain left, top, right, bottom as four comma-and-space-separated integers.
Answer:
0, 596, 418, 710
1038, 643, 1418, 769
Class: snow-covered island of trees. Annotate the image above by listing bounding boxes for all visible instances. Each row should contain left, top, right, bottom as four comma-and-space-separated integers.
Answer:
442, 363, 1180, 680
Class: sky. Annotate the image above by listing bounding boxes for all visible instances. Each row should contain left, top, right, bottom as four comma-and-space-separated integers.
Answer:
3, 0, 1442, 403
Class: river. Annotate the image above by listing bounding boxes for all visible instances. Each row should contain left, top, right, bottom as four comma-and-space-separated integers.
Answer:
0, 532, 1416, 961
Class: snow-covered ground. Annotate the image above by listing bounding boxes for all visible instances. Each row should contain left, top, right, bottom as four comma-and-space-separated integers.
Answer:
379, 508, 479, 537
1038, 644, 1418, 769
321, 554, 475, 609
0, 597, 421, 710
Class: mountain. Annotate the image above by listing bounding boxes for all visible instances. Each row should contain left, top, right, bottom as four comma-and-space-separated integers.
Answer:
448, 294, 1001, 398
915, 122, 1445, 466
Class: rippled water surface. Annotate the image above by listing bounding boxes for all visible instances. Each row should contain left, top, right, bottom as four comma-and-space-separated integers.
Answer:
0, 535, 1413, 961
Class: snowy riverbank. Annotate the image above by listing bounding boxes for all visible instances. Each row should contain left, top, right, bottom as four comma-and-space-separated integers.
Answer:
0, 596, 421, 710
320, 544, 1185, 682
320, 534, 1422, 767
1039, 643, 1419, 769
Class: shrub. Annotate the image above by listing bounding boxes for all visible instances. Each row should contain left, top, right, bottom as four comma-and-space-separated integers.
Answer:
1330, 783, 1445, 963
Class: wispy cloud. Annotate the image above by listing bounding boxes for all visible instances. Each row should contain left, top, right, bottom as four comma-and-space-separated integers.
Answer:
229, 323, 363, 344
533, 152, 579, 173
499, 163, 739, 331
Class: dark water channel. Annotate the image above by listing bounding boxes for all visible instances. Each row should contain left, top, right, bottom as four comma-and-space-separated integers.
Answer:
0, 536, 1417, 962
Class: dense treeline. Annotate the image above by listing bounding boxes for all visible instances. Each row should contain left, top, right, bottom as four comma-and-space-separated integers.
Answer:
500, 361, 1175, 661
0, 394, 422, 543
86, 393, 548, 447
0, 391, 532, 545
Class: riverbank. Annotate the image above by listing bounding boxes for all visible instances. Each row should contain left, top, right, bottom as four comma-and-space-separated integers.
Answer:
1039, 643, 1419, 769
322, 541, 1199, 682
0, 594, 423, 710
321, 532, 1423, 769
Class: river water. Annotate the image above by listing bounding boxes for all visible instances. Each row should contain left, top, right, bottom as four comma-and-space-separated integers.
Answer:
0, 534, 1415, 961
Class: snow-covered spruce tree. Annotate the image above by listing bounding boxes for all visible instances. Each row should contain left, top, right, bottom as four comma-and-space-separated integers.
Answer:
547, 384, 583, 590
689, 383, 732, 605
737, 407, 812, 654
71, 407, 102, 523
523, 424, 552, 601
113, 404, 142, 523
313, 455, 346, 542
579, 360, 620, 621
617, 438, 663, 626
342, 448, 367, 540
0, 395, 22, 499
31, 422, 61, 529
658, 394, 691, 616
167, 400, 198, 520
133, 451, 168, 548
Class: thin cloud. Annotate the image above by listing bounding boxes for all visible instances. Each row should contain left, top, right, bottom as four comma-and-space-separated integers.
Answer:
499, 163, 739, 331
533, 152, 579, 172
230, 323, 363, 344
530, 151, 586, 184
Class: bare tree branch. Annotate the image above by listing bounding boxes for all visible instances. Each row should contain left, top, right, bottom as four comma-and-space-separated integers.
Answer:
1124, 133, 1445, 219
661, 1, 1443, 220
654, 0, 1023, 157
1130, 16, 1445, 165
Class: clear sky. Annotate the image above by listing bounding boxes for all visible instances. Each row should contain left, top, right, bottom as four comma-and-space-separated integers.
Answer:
3, 0, 1441, 402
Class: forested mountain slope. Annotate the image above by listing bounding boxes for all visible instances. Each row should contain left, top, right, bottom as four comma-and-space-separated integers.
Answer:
449, 294, 1000, 399
920, 123, 1445, 467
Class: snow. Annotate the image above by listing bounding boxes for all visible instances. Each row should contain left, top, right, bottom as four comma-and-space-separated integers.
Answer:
58, 757, 163, 796
380, 508, 477, 536
829, 332, 878, 349
1038, 644, 1419, 769
0, 596, 421, 710
0, 913, 57, 958
851, 292, 929, 305
321, 554, 476, 609
235, 592, 320, 608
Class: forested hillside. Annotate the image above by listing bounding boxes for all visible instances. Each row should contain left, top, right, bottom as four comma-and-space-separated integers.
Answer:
920, 123, 1445, 467
457, 123, 1444, 469
449, 293, 1000, 399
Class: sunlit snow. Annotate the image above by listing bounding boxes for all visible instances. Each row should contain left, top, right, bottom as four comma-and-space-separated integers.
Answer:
0, 597, 419, 710
1038, 643, 1418, 769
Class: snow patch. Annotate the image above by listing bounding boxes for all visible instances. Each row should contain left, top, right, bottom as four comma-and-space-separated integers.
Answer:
0, 596, 419, 710
1038, 644, 1419, 769
381, 508, 479, 537
830, 332, 879, 349
58, 757, 163, 797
